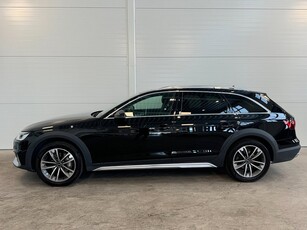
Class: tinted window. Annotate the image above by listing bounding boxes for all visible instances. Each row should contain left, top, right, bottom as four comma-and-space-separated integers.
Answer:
223, 94, 266, 113
252, 93, 282, 112
181, 92, 228, 114
121, 92, 177, 117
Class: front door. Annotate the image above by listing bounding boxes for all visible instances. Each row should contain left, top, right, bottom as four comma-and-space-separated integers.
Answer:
85, 91, 179, 164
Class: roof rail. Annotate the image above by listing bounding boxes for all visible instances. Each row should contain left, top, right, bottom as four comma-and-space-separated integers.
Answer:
160, 85, 236, 90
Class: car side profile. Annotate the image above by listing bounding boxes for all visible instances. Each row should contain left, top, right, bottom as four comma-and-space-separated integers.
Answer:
13, 86, 301, 186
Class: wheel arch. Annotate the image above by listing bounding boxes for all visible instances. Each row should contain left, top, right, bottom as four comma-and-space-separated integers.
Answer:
25, 132, 94, 172
217, 129, 278, 167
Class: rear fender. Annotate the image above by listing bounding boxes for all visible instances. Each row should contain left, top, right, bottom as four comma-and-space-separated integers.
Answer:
215, 128, 278, 167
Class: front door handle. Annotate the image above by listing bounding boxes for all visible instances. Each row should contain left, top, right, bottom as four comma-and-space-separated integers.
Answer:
159, 124, 169, 131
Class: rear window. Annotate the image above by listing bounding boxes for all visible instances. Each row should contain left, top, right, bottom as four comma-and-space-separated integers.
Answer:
223, 94, 267, 113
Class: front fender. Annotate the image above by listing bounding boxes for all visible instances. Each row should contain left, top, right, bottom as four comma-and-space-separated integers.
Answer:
25, 131, 93, 171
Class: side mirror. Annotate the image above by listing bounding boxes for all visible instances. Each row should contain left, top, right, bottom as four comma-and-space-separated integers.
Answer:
114, 110, 127, 126
114, 110, 126, 119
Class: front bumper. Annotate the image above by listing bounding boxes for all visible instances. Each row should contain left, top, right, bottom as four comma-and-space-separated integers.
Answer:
13, 139, 29, 170
13, 155, 21, 168
274, 144, 301, 163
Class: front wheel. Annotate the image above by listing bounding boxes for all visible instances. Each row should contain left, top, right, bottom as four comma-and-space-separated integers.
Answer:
35, 142, 83, 186
226, 139, 271, 182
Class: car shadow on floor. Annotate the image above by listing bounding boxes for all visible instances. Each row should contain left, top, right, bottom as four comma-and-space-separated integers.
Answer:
18, 165, 284, 187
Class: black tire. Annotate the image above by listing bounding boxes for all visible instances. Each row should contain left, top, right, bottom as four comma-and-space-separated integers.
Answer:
225, 139, 271, 182
35, 141, 83, 186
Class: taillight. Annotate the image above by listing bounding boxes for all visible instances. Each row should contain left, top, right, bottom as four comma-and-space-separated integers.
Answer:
284, 119, 296, 130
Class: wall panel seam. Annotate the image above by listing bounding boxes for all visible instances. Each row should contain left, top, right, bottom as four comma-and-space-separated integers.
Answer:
136, 8, 307, 10
0, 7, 126, 9
136, 56, 307, 59
127, 0, 137, 96
0, 103, 117, 105
0, 56, 127, 58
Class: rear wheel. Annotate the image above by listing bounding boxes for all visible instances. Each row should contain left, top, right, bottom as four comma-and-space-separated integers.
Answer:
226, 139, 271, 182
35, 142, 83, 186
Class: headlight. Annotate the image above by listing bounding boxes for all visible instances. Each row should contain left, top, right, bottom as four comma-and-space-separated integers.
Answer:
16, 132, 30, 141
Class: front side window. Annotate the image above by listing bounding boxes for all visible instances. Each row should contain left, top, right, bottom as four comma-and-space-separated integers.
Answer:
223, 94, 267, 113
120, 92, 177, 117
180, 92, 228, 114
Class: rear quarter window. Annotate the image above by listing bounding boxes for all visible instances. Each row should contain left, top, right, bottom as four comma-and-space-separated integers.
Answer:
252, 93, 284, 113
223, 94, 267, 113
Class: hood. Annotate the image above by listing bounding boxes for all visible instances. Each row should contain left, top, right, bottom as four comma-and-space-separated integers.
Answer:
23, 113, 96, 132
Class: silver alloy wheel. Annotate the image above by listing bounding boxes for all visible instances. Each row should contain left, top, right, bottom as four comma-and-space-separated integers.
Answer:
232, 145, 266, 178
40, 148, 76, 182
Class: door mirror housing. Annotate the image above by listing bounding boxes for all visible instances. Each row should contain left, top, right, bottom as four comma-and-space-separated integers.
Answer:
114, 110, 126, 119
114, 110, 127, 126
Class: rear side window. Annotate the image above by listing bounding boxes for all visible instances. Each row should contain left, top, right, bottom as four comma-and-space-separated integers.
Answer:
223, 94, 267, 113
180, 92, 228, 114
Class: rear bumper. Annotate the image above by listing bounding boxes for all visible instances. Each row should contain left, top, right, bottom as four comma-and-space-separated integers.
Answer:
273, 144, 301, 163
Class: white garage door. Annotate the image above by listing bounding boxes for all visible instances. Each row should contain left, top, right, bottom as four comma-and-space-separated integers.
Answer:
0, 0, 306, 148
136, 0, 307, 146
0, 0, 128, 148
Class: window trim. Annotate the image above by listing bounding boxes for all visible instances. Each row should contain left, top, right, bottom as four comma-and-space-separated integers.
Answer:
177, 91, 270, 116
105, 90, 270, 120
105, 91, 179, 119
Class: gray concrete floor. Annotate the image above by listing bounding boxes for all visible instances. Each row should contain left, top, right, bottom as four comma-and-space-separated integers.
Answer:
0, 149, 307, 230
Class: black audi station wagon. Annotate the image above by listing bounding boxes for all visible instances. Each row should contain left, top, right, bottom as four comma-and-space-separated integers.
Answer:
13, 86, 301, 186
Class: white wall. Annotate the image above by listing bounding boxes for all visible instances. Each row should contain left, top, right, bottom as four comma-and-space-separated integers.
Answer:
1, 0, 307, 148
135, 0, 307, 146
0, 0, 128, 148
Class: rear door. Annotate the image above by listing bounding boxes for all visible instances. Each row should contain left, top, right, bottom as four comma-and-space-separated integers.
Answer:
171, 91, 239, 162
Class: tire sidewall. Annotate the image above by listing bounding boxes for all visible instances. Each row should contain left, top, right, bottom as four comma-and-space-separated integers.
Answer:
226, 139, 271, 182
36, 142, 83, 186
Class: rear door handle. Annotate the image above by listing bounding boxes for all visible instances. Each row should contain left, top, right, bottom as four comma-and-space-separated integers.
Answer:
220, 121, 230, 129
220, 121, 237, 129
